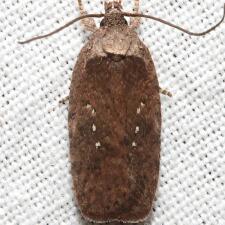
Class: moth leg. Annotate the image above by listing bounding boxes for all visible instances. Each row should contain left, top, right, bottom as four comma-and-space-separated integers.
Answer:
59, 96, 69, 105
130, 0, 141, 30
160, 87, 172, 97
77, 0, 97, 32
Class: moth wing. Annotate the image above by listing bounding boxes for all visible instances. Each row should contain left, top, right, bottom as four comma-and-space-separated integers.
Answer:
69, 30, 161, 222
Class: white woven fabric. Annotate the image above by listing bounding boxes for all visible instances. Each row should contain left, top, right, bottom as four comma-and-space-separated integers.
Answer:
1, 0, 225, 224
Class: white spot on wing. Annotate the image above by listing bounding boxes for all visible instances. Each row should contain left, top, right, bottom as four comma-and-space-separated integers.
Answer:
92, 109, 96, 115
137, 107, 141, 114
135, 126, 139, 134
92, 124, 96, 132
137, 102, 145, 114
132, 142, 137, 147
95, 142, 101, 149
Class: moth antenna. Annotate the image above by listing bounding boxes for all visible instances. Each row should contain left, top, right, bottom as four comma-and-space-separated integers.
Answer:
18, 13, 104, 44
123, 3, 225, 36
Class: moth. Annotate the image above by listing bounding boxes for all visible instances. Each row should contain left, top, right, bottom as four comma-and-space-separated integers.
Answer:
19, 0, 225, 223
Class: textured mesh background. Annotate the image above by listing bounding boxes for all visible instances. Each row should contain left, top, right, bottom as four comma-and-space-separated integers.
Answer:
1, 0, 225, 224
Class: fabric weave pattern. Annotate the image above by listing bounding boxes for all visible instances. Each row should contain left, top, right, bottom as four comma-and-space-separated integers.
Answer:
1, 0, 225, 224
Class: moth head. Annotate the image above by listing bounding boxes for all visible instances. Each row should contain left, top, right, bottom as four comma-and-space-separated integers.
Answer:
101, 0, 127, 27
104, 0, 123, 13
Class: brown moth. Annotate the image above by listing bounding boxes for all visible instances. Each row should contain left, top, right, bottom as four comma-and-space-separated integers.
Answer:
69, 10, 161, 225
19, 0, 225, 223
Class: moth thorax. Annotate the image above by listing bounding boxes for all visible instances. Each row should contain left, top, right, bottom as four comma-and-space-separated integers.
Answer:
100, 12, 128, 27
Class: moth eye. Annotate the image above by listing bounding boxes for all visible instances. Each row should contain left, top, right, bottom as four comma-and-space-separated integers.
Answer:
95, 142, 101, 149
92, 124, 96, 132
100, 19, 106, 27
